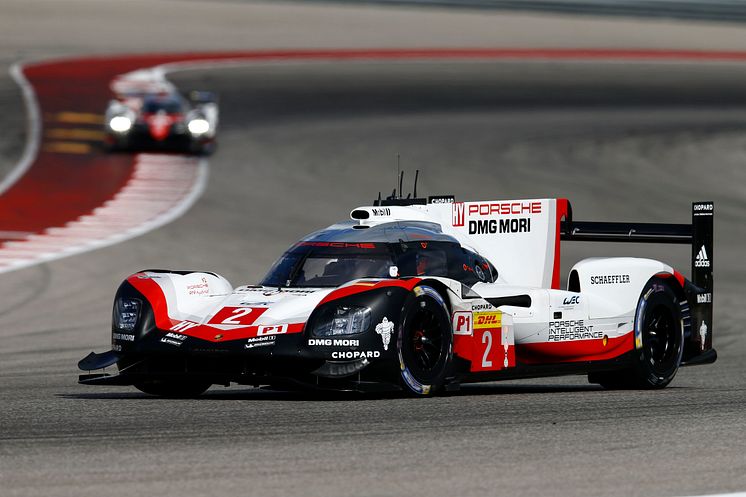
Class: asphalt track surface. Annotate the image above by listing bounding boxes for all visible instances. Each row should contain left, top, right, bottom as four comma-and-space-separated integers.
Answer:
304, 0, 746, 23
3, 5, 746, 497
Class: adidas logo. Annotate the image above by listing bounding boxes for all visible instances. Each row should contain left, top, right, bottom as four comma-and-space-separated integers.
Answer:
695, 245, 711, 268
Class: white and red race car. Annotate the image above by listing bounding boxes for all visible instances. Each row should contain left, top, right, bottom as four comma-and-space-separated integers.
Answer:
104, 89, 218, 154
79, 189, 715, 397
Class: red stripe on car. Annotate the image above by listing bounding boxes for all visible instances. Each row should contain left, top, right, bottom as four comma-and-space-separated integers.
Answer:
318, 278, 422, 306
517, 333, 633, 364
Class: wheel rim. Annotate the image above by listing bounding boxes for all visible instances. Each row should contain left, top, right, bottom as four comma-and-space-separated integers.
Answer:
407, 304, 444, 374
646, 304, 677, 370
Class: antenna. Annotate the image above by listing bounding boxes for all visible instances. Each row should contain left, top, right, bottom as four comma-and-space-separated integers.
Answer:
373, 169, 452, 207
396, 154, 400, 197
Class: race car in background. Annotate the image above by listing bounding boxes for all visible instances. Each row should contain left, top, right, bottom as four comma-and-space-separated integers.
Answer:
78, 184, 715, 397
104, 90, 218, 154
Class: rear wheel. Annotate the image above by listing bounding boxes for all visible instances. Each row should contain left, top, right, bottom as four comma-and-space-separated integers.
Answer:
590, 279, 683, 389
134, 379, 211, 398
397, 285, 453, 396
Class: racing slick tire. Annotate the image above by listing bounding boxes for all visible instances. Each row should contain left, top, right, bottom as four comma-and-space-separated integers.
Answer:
396, 285, 453, 396
102, 137, 119, 153
590, 279, 684, 389
134, 379, 211, 398
190, 140, 215, 156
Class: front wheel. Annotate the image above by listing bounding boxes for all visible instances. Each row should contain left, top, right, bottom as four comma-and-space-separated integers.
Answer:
396, 285, 453, 396
190, 140, 215, 156
134, 379, 211, 398
591, 279, 684, 389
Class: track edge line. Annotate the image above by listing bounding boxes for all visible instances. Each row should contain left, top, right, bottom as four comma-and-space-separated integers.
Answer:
0, 63, 41, 197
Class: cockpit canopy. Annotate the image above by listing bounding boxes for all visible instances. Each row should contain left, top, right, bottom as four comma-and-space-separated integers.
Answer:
141, 95, 184, 114
261, 221, 497, 288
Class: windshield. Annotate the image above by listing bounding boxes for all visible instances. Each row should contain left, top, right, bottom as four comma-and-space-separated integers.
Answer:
142, 98, 183, 114
261, 240, 497, 288
261, 242, 394, 288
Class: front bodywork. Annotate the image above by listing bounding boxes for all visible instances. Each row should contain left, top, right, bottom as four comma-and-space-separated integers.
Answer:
80, 271, 424, 391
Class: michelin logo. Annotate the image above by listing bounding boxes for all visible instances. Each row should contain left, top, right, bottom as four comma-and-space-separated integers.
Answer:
375, 317, 394, 351
695, 245, 711, 268
700, 320, 708, 351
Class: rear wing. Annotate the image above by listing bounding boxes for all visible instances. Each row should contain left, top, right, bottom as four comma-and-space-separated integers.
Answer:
561, 201, 714, 363
560, 201, 714, 293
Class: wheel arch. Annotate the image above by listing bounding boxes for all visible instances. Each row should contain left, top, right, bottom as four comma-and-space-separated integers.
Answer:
652, 271, 687, 304
413, 278, 456, 315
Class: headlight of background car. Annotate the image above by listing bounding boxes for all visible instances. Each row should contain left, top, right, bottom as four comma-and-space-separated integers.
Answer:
187, 118, 210, 135
113, 298, 141, 331
313, 306, 371, 337
108, 115, 132, 133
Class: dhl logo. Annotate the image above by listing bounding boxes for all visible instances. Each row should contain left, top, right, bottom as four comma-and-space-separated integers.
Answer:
473, 311, 501, 329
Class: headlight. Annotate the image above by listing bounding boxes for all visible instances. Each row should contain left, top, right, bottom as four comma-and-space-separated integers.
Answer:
313, 306, 371, 337
114, 298, 140, 331
187, 118, 210, 135
108, 116, 132, 133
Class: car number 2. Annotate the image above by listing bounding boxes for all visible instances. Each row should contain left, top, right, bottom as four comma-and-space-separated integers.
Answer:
481, 330, 493, 368
222, 308, 253, 325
